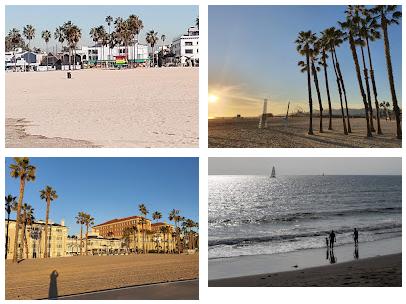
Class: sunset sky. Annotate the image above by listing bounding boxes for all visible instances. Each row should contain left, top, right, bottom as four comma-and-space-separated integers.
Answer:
209, 5, 402, 118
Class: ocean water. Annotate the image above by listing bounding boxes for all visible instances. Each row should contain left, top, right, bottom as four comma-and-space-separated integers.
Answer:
208, 175, 402, 259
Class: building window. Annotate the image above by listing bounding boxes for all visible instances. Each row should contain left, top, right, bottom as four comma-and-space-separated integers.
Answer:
185, 49, 193, 54
185, 42, 193, 46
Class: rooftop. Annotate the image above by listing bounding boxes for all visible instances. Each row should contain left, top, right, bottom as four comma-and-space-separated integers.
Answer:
93, 215, 145, 227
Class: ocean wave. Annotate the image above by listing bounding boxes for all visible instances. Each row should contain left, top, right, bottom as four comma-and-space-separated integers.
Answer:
209, 206, 401, 226
208, 222, 402, 247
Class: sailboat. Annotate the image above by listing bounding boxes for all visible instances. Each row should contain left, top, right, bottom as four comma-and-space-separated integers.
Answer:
270, 166, 276, 178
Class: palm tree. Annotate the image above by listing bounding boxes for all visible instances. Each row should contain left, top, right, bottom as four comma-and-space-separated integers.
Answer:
131, 225, 139, 253
352, 5, 376, 133
138, 203, 149, 253
90, 27, 100, 65
310, 38, 323, 133
169, 209, 182, 253
160, 226, 170, 253
9, 158, 36, 263
361, 7, 383, 134
160, 34, 166, 67
105, 16, 113, 61
23, 25, 35, 71
63, 21, 81, 70
146, 30, 159, 67
54, 26, 65, 61
5, 195, 17, 259
295, 30, 315, 135
152, 211, 162, 223
39, 186, 58, 258
323, 27, 348, 134
372, 5, 402, 139
114, 17, 133, 63
75, 212, 86, 255
340, 9, 372, 137
20, 203, 34, 259
83, 213, 94, 256
317, 34, 333, 130
41, 30, 51, 71
8, 28, 23, 72
128, 15, 143, 66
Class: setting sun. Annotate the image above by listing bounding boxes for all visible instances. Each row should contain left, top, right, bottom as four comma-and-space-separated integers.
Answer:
209, 95, 218, 103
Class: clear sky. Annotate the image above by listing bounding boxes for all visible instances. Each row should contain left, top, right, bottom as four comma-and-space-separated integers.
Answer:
209, 5, 402, 117
5, 5, 198, 49
5, 157, 199, 235
209, 157, 401, 175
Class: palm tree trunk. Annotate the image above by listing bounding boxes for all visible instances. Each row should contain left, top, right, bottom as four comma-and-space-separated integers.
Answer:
44, 200, 50, 258
6, 213, 10, 259
311, 60, 323, 133
46, 42, 49, 72
348, 33, 372, 137
85, 224, 89, 255
13, 179, 25, 263
382, 16, 401, 139
331, 50, 348, 135
322, 51, 333, 130
24, 222, 29, 259
306, 51, 314, 135
333, 50, 351, 133
79, 225, 83, 255
366, 38, 382, 135
360, 45, 375, 132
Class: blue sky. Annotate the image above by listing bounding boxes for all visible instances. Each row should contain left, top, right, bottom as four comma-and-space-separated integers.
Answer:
209, 5, 402, 117
5, 158, 199, 235
6, 5, 198, 49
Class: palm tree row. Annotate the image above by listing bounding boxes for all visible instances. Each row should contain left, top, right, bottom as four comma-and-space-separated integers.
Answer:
75, 212, 94, 255
296, 5, 401, 139
7, 157, 59, 262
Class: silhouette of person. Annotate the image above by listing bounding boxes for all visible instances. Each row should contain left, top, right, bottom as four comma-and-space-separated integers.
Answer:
353, 228, 359, 245
329, 230, 336, 248
329, 248, 337, 264
354, 244, 359, 260
326, 247, 329, 260
325, 237, 329, 248
48, 270, 59, 299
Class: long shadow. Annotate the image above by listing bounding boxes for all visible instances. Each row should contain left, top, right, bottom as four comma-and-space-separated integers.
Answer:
48, 270, 59, 299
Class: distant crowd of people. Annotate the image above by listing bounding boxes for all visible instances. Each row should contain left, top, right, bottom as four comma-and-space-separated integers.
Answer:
325, 228, 359, 264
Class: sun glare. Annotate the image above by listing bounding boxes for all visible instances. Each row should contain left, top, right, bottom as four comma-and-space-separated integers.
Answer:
209, 95, 218, 103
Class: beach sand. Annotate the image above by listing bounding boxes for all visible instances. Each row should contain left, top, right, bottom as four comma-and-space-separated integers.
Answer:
209, 253, 401, 287
6, 68, 198, 148
5, 253, 199, 299
209, 116, 401, 148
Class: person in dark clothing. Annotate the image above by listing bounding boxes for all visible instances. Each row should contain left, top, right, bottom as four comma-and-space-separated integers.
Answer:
325, 237, 329, 248
353, 228, 359, 245
329, 230, 336, 248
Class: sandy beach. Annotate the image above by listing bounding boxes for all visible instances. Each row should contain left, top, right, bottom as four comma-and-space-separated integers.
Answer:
6, 68, 198, 148
209, 116, 401, 148
209, 253, 401, 287
5, 253, 199, 299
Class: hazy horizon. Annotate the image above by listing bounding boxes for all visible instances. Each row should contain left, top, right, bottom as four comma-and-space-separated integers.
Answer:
209, 5, 402, 117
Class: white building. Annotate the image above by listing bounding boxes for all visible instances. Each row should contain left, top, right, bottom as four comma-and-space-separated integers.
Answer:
77, 43, 149, 64
172, 26, 199, 66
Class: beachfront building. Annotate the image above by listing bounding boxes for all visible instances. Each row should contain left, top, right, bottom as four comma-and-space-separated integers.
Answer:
93, 216, 175, 253
5, 219, 68, 259
5, 48, 43, 71
66, 230, 123, 256
172, 25, 199, 66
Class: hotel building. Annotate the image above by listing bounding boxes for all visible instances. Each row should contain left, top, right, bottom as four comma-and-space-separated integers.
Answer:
5, 219, 68, 259
172, 25, 199, 65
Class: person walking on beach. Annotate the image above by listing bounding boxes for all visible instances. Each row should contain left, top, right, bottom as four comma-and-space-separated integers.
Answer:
353, 228, 359, 245
329, 230, 336, 248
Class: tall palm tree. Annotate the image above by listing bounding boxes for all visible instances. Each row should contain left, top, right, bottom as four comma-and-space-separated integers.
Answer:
23, 25, 35, 71
160, 226, 170, 253
105, 15, 113, 61
9, 158, 36, 263
138, 203, 149, 253
54, 26, 65, 60
146, 30, 159, 67
372, 5, 402, 139
160, 34, 166, 67
152, 211, 162, 223
115, 17, 133, 63
8, 28, 22, 71
317, 34, 333, 130
128, 15, 143, 66
5, 195, 17, 259
90, 27, 100, 63
295, 30, 315, 135
20, 203, 34, 259
361, 8, 383, 134
63, 21, 81, 71
75, 212, 86, 255
310, 39, 323, 133
41, 30, 51, 71
340, 10, 372, 137
352, 5, 376, 133
83, 213, 94, 256
39, 186, 58, 258
169, 209, 182, 253
130, 225, 139, 253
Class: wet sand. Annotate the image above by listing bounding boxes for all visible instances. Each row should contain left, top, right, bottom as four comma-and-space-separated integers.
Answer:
209, 116, 401, 148
5, 254, 199, 299
209, 253, 401, 287
6, 68, 198, 148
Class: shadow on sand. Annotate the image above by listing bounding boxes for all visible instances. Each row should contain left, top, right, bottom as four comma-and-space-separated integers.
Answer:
48, 270, 59, 299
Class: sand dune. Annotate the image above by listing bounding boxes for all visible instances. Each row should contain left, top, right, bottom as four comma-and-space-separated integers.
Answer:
6, 68, 198, 148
